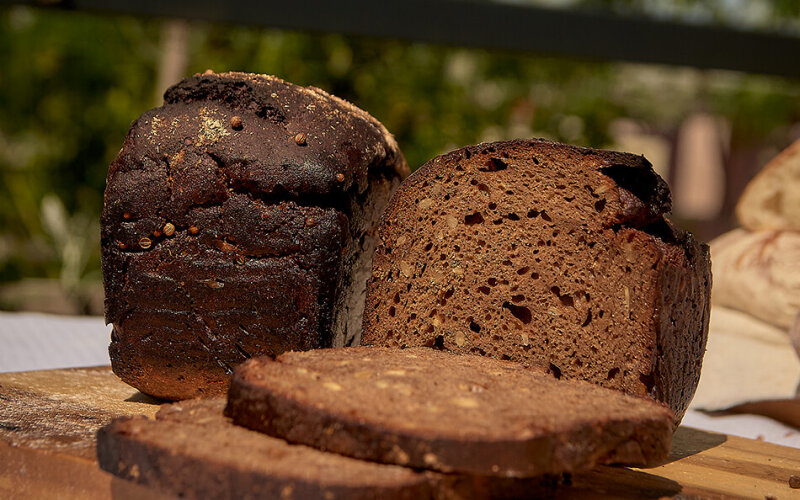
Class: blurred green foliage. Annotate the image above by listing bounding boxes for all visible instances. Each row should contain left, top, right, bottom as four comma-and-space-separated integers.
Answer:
1, 3, 800, 312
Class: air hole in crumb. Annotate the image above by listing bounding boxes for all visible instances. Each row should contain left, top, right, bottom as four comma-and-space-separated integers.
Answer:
550, 286, 561, 297
540, 211, 553, 222
594, 199, 606, 212
478, 183, 490, 193
581, 311, 592, 327
505, 190, 514, 195
393, 293, 400, 304
425, 325, 434, 333
531, 272, 539, 280
607, 368, 619, 380
431, 335, 445, 350
469, 321, 481, 333
388, 306, 396, 317
500, 354, 511, 361
493, 218, 503, 225
478, 286, 490, 295
502, 302, 532, 324
502, 260, 512, 266
424, 242, 433, 251
506, 213, 520, 221
527, 209, 539, 218
464, 212, 484, 225
559, 294, 574, 307
639, 372, 656, 393
453, 245, 460, 252
480, 157, 507, 172
598, 310, 605, 318
488, 278, 498, 286
549, 363, 562, 380
511, 294, 525, 303
444, 289, 454, 299
517, 266, 530, 275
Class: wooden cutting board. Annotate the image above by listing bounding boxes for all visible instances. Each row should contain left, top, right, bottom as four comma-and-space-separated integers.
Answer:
1, 367, 799, 500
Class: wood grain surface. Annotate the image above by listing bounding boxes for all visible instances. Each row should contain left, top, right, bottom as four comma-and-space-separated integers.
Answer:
1, 366, 799, 499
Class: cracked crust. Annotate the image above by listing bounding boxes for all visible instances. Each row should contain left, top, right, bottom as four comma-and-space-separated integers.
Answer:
101, 72, 406, 400
226, 347, 673, 478
362, 140, 710, 423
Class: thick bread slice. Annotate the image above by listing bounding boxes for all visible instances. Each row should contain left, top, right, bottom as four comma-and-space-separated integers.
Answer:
226, 347, 674, 478
98, 399, 559, 500
736, 138, 800, 231
362, 139, 711, 423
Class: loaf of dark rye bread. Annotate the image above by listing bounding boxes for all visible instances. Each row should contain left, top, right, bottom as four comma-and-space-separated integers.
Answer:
226, 347, 674, 477
98, 399, 560, 500
101, 72, 407, 400
362, 140, 711, 423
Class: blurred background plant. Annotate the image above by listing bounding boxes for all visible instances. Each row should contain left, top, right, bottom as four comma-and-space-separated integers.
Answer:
1, 0, 799, 315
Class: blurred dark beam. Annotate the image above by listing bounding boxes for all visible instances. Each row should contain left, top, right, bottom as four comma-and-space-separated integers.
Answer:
14, 0, 800, 78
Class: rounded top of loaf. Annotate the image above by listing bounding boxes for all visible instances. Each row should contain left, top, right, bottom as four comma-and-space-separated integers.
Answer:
110, 71, 407, 198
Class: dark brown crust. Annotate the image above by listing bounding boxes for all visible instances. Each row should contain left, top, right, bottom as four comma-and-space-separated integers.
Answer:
98, 399, 561, 499
102, 72, 406, 400
226, 347, 673, 478
361, 139, 710, 424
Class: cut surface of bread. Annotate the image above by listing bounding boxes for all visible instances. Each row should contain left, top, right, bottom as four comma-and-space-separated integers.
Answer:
736, 138, 800, 231
98, 399, 560, 499
226, 347, 674, 478
362, 139, 711, 423
101, 72, 406, 400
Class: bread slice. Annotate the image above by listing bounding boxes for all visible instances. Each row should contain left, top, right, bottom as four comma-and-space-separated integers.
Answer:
362, 140, 711, 423
736, 138, 800, 231
98, 399, 560, 499
101, 72, 407, 400
226, 347, 674, 478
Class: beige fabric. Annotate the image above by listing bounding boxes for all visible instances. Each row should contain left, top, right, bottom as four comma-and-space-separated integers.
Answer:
736, 138, 800, 231
710, 228, 800, 330
692, 307, 800, 411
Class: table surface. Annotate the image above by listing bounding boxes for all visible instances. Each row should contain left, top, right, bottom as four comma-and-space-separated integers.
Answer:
1, 310, 799, 450
2, 364, 800, 499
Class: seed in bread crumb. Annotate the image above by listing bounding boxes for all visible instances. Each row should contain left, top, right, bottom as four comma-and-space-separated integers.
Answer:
230, 115, 243, 130
129, 464, 140, 479
188, 225, 199, 235
789, 475, 800, 488
305, 217, 315, 227
294, 132, 307, 145
163, 222, 175, 236
418, 198, 433, 209
336, 173, 345, 182
323, 381, 342, 391
399, 261, 414, 277
423, 453, 439, 466
153, 230, 162, 238
117, 241, 128, 250
122, 212, 131, 220
138, 237, 152, 249
395, 235, 407, 246
455, 331, 467, 347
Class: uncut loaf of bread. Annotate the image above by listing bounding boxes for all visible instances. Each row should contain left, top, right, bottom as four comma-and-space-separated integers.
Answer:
363, 139, 711, 423
101, 72, 407, 400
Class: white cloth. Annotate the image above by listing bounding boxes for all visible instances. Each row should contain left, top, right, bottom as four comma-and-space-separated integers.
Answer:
0, 311, 110, 373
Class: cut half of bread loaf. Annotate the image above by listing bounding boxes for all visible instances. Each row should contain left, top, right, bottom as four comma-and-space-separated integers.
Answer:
362, 139, 711, 424
736, 138, 800, 231
226, 347, 674, 478
102, 72, 407, 400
